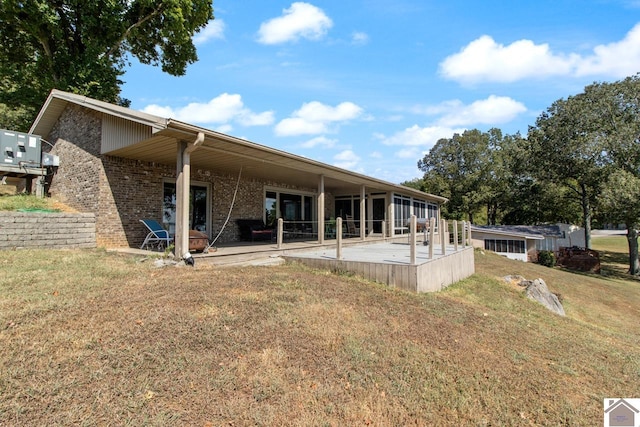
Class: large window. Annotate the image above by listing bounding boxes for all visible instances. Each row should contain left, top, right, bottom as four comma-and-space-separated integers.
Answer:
484, 239, 525, 254
393, 195, 411, 233
264, 189, 315, 228
394, 194, 439, 234
163, 181, 210, 235
335, 196, 365, 222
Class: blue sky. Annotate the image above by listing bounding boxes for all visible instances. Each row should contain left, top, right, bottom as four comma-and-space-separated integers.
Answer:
121, 0, 640, 184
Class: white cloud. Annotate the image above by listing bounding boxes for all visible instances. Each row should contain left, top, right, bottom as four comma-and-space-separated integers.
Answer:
257, 2, 333, 45
194, 19, 225, 44
216, 124, 233, 134
395, 147, 422, 159
142, 93, 274, 127
437, 96, 526, 127
275, 101, 363, 136
300, 136, 337, 148
379, 125, 466, 149
351, 31, 369, 45
440, 23, 640, 83
576, 23, 640, 77
333, 149, 360, 170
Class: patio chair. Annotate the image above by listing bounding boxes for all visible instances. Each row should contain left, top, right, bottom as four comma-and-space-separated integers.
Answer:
345, 214, 360, 237
140, 219, 172, 250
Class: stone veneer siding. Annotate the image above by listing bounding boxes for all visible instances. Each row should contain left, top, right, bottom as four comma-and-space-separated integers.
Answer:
0, 212, 96, 249
44, 105, 333, 248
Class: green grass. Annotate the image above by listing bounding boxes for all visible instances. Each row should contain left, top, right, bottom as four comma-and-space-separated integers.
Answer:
0, 194, 58, 212
0, 248, 638, 426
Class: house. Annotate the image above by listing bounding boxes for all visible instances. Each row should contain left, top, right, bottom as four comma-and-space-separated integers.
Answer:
470, 224, 586, 262
604, 398, 638, 427
29, 90, 447, 258
470, 225, 544, 262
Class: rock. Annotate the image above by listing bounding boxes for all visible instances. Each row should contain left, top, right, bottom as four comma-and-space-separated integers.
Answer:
153, 258, 179, 268
524, 278, 565, 316
503, 275, 527, 285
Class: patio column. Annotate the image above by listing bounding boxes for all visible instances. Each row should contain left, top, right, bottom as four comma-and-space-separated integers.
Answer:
318, 175, 325, 244
175, 132, 204, 260
387, 193, 394, 237
360, 185, 366, 240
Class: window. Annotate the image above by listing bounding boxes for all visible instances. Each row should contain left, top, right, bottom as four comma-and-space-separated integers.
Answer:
484, 239, 525, 254
264, 188, 315, 228
394, 195, 439, 234
394, 195, 411, 233
163, 181, 210, 235
335, 196, 365, 222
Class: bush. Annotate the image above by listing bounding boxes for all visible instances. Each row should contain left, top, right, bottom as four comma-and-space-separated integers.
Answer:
538, 250, 556, 267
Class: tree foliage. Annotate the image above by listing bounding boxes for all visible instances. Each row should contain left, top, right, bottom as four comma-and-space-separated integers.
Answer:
0, 0, 213, 130
418, 129, 494, 223
413, 74, 640, 275
600, 169, 640, 275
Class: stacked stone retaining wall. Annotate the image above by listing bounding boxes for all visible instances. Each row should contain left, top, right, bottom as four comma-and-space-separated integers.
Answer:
0, 212, 96, 250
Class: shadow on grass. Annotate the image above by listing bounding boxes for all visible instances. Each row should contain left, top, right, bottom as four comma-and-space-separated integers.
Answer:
597, 249, 640, 281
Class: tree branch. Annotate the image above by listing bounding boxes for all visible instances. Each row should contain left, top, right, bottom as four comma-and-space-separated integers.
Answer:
103, 2, 166, 60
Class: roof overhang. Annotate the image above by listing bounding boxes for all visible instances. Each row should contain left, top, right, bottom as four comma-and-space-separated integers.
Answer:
471, 226, 545, 240
29, 90, 447, 201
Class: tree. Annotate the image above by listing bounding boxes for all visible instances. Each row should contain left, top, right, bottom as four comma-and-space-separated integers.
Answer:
588, 75, 640, 274
527, 91, 611, 249
418, 129, 495, 223
0, 0, 213, 130
600, 169, 640, 275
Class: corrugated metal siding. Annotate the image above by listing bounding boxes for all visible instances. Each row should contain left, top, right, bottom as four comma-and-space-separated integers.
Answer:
101, 115, 153, 154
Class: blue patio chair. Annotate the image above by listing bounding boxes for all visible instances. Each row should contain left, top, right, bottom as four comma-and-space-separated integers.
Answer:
140, 219, 172, 250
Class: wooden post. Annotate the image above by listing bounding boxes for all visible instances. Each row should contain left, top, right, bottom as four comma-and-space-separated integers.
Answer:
441, 219, 446, 255
453, 220, 459, 251
360, 185, 366, 240
461, 221, 467, 247
318, 175, 325, 244
175, 133, 204, 260
336, 217, 343, 260
410, 215, 417, 265
277, 218, 283, 249
429, 217, 435, 259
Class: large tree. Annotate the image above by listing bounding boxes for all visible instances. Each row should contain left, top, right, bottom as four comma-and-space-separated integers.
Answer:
527, 90, 611, 249
589, 75, 640, 274
0, 0, 213, 130
418, 129, 495, 223
600, 169, 640, 275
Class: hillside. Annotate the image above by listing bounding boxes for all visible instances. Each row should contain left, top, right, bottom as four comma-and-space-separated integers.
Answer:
0, 245, 638, 425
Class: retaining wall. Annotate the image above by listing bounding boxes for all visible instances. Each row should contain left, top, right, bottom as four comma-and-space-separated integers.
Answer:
0, 212, 96, 250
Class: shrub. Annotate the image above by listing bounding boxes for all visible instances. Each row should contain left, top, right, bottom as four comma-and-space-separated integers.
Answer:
538, 250, 556, 267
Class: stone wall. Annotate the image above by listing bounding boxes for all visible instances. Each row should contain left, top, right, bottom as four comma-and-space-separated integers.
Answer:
0, 212, 96, 250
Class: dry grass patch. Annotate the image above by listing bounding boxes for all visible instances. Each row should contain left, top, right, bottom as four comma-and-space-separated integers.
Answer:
0, 248, 638, 426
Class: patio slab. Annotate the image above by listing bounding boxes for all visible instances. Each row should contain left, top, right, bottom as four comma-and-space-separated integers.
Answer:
283, 242, 475, 293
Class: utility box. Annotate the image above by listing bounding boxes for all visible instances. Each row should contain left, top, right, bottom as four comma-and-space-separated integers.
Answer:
1, 129, 42, 167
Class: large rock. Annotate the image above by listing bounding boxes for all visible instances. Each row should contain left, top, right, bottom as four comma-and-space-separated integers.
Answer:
524, 278, 565, 316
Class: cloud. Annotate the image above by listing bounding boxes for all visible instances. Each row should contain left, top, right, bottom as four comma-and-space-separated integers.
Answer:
193, 19, 225, 44
257, 2, 333, 45
275, 101, 363, 136
440, 22, 640, 83
379, 125, 466, 149
333, 149, 360, 170
299, 136, 337, 148
431, 96, 527, 127
576, 23, 640, 77
395, 147, 422, 159
351, 31, 369, 45
142, 93, 274, 127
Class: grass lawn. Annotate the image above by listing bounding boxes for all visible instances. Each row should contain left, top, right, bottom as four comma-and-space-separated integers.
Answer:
0, 245, 638, 426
